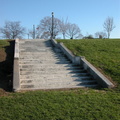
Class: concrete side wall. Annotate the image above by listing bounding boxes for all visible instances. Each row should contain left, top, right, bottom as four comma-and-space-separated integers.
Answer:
13, 38, 20, 92
51, 39, 114, 88
51, 39, 80, 65
14, 38, 19, 58
80, 57, 114, 88
58, 42, 75, 63
51, 39, 58, 47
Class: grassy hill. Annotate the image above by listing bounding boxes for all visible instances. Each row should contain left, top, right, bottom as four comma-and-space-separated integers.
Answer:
57, 39, 120, 90
0, 39, 120, 120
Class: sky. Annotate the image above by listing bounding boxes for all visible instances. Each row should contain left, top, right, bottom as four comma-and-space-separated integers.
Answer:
0, 0, 120, 38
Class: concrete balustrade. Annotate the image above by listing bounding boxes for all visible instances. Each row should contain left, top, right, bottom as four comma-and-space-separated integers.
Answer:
13, 38, 20, 92
51, 39, 81, 65
80, 57, 114, 88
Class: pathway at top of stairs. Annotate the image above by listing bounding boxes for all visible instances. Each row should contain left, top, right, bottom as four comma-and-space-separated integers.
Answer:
19, 39, 98, 90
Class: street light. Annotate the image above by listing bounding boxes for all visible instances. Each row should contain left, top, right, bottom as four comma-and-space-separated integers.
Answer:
51, 12, 54, 39
33, 25, 35, 39
28, 33, 29, 39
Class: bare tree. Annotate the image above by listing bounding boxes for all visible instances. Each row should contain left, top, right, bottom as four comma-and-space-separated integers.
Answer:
0, 21, 25, 39
95, 32, 107, 39
66, 23, 82, 39
103, 17, 115, 39
38, 16, 61, 39
35, 27, 43, 39
59, 18, 69, 39
28, 26, 43, 39
41, 32, 51, 39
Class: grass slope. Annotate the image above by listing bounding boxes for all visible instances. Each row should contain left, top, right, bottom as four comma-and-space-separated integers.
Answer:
0, 39, 120, 120
0, 90, 120, 120
57, 39, 120, 89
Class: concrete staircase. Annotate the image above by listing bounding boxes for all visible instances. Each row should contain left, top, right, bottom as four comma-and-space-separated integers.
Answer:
19, 39, 98, 90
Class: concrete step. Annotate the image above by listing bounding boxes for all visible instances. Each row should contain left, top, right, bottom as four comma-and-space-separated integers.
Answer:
20, 67, 83, 71
19, 42, 52, 44
19, 61, 72, 64
20, 74, 90, 79
19, 40, 51, 43
20, 70, 89, 75
19, 44, 52, 47
20, 70, 86, 75
19, 46, 53, 49
19, 57, 68, 61
20, 80, 97, 86
19, 58, 69, 61
20, 74, 92, 80
20, 55, 67, 59
19, 59, 70, 62
19, 53, 65, 57
19, 64, 83, 69
20, 77, 94, 83
20, 78, 95, 83
19, 49, 53, 52
19, 43, 51, 45
19, 51, 64, 55
19, 53, 67, 58
20, 46, 52, 49
20, 84, 98, 90
19, 52, 54, 54
19, 54, 65, 58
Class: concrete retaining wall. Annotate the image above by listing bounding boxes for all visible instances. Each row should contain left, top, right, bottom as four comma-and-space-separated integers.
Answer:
51, 39, 114, 88
58, 42, 75, 63
13, 38, 20, 92
80, 57, 114, 88
51, 39, 81, 65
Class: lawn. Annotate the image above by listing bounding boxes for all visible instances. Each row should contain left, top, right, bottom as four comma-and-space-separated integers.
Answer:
0, 89, 120, 120
0, 39, 120, 120
57, 39, 120, 89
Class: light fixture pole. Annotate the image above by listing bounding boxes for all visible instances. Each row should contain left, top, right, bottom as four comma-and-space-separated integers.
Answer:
51, 12, 54, 39
28, 33, 29, 39
33, 25, 35, 39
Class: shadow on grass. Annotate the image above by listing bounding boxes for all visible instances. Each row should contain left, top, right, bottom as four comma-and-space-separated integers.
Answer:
0, 40, 15, 92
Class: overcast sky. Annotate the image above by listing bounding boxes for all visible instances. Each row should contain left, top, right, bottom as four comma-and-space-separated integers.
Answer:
0, 0, 120, 38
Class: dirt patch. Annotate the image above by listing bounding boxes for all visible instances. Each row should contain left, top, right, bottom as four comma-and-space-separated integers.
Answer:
0, 48, 6, 62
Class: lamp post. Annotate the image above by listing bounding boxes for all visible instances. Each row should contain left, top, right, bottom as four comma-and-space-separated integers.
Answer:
33, 25, 35, 39
28, 33, 29, 39
51, 12, 54, 39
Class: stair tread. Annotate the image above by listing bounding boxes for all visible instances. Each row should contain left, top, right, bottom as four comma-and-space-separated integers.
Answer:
20, 79, 96, 84
20, 84, 98, 90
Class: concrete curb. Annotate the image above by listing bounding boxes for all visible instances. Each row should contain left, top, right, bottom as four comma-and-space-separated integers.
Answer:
51, 39, 114, 88
13, 38, 20, 92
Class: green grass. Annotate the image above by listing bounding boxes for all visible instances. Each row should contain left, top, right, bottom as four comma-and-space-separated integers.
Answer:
0, 39, 120, 120
57, 39, 120, 89
0, 40, 9, 47
0, 90, 120, 120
